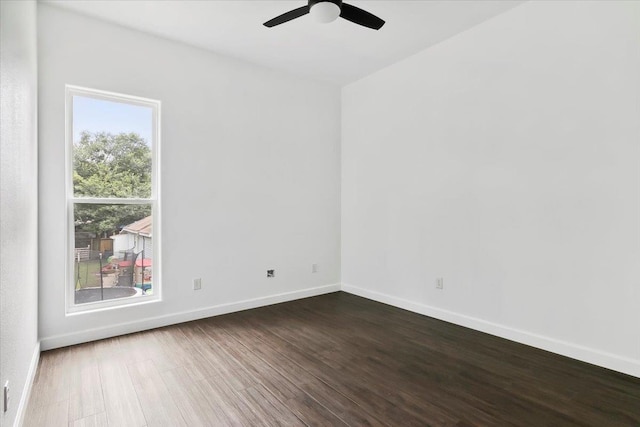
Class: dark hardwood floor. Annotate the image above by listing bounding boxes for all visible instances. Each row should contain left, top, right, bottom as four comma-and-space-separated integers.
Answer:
25, 292, 640, 426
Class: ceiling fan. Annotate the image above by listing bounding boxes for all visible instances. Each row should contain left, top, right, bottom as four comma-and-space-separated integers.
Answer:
263, 0, 385, 30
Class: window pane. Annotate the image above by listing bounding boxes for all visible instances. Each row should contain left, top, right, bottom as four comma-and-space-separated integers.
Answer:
73, 95, 153, 198
74, 203, 153, 304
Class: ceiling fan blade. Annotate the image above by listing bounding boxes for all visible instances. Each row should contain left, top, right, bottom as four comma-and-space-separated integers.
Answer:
263, 6, 310, 28
340, 3, 385, 30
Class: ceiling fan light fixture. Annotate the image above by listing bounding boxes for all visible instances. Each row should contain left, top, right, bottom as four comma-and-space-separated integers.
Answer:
310, 1, 341, 23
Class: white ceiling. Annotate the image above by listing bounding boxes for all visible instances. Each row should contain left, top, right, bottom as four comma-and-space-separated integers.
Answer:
43, 0, 524, 86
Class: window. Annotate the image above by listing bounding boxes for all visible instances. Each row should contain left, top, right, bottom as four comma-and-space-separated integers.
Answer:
66, 86, 160, 312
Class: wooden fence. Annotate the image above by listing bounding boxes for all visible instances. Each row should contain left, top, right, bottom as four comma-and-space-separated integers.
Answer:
74, 245, 91, 261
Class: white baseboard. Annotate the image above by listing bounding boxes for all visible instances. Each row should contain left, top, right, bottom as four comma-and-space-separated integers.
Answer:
14, 341, 40, 427
40, 283, 341, 351
37, 281, 640, 378
341, 283, 640, 379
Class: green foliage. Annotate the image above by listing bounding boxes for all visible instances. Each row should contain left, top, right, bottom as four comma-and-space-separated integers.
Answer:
74, 203, 151, 238
74, 131, 151, 198
74, 131, 152, 237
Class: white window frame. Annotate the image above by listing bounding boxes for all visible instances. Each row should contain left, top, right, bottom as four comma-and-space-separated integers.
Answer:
65, 85, 161, 314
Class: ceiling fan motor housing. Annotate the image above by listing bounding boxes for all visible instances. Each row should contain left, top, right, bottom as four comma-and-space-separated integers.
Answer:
309, 0, 342, 23
308, 0, 343, 9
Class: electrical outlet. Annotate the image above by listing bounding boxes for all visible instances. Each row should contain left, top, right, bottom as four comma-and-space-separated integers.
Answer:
193, 278, 202, 290
267, 269, 275, 278
3, 381, 9, 413
436, 277, 444, 290
311, 263, 319, 273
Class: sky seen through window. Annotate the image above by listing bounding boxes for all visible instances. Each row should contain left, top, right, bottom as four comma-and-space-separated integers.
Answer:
73, 95, 152, 145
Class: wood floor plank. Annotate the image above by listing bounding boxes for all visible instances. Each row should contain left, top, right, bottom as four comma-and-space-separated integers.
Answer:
198, 324, 306, 402
70, 412, 108, 427
28, 350, 71, 409
192, 376, 250, 425
282, 393, 349, 427
238, 385, 306, 427
159, 366, 224, 427
23, 399, 68, 427
222, 312, 455, 426
220, 326, 381, 425
177, 322, 256, 391
127, 360, 188, 427
152, 326, 219, 379
300, 301, 587, 424
24, 292, 640, 426
68, 364, 104, 422
206, 320, 349, 426
97, 357, 147, 427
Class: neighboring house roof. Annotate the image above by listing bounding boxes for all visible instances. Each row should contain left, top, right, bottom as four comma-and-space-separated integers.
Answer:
121, 216, 152, 237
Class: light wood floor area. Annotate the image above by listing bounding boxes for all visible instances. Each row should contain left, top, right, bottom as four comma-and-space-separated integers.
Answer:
25, 292, 640, 426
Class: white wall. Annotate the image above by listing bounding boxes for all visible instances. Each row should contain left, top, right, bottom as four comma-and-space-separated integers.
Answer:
342, 1, 640, 377
38, 5, 341, 348
0, 1, 40, 425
